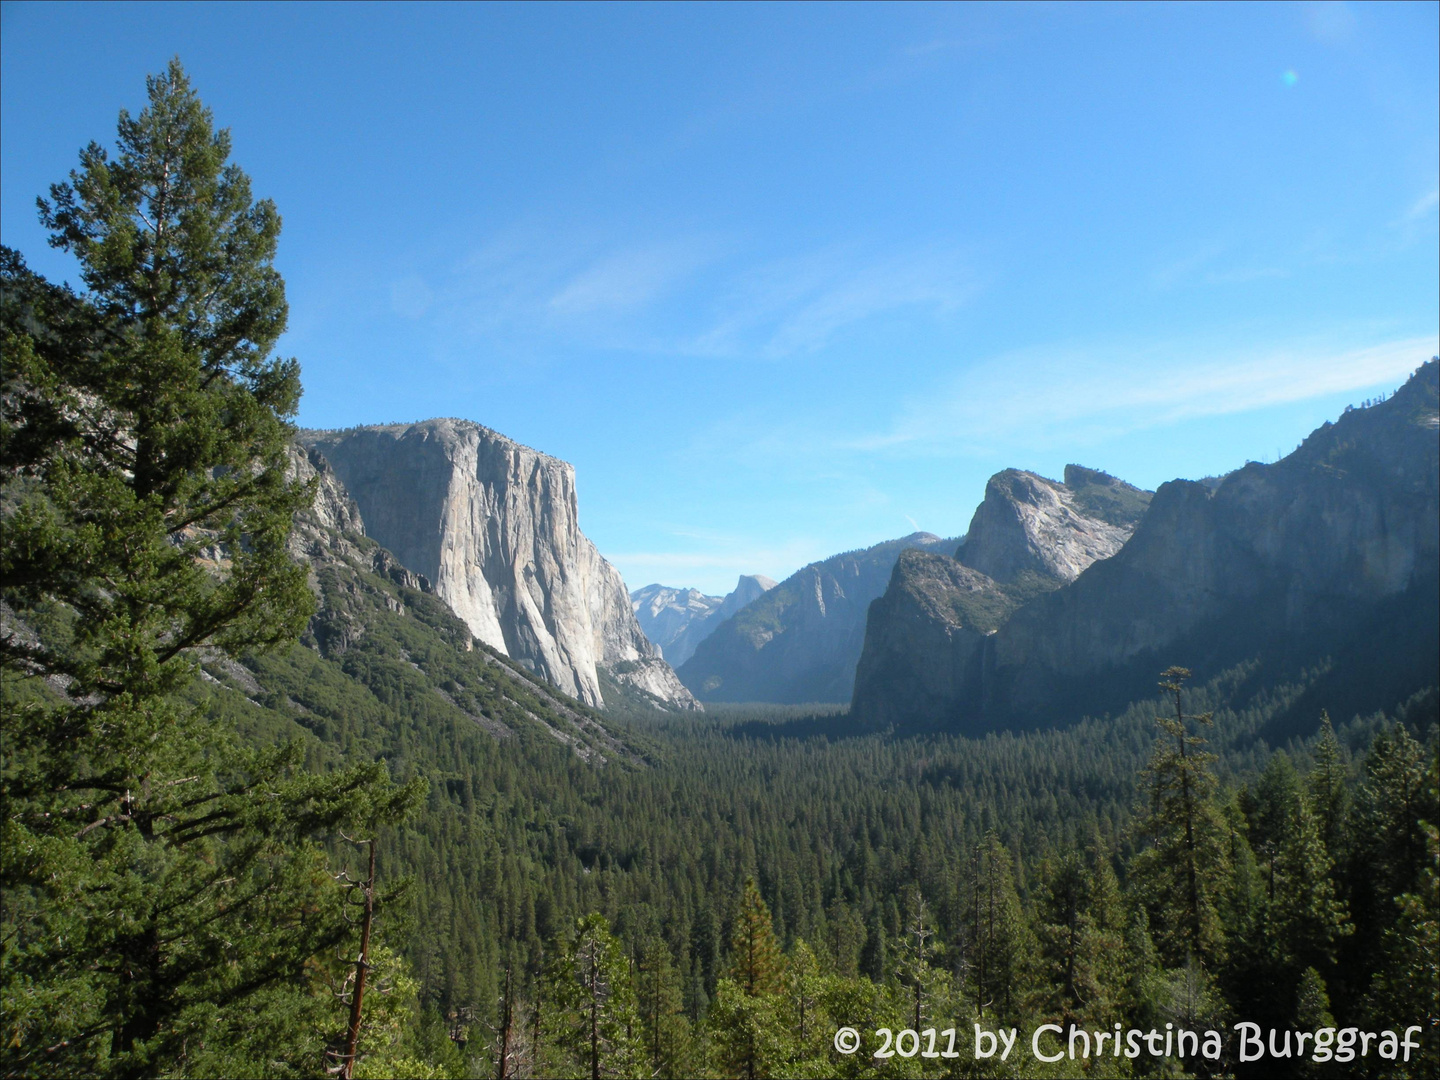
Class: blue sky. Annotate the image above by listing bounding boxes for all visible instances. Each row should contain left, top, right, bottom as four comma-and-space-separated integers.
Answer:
3, 1, 1436, 595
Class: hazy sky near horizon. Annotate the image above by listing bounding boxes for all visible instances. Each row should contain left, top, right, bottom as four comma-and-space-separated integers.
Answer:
4, 1, 1437, 595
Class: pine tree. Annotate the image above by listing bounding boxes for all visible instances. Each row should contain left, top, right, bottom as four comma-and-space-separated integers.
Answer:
710, 879, 788, 1080
1352, 724, 1431, 912
728, 878, 783, 998
1360, 748, 1439, 1070
1295, 966, 1335, 1030
635, 934, 693, 1079
1342, 722, 1435, 1015
1122, 909, 1168, 1032
1294, 968, 1337, 1080
542, 914, 639, 1080
963, 833, 1033, 1021
1308, 711, 1349, 860
894, 888, 943, 1033
1129, 667, 1231, 967
0, 61, 420, 1078
690, 902, 721, 1002
860, 903, 887, 985
1251, 752, 1302, 899
780, 939, 829, 1069
1033, 842, 1125, 1027
1158, 956, 1228, 1080
1268, 791, 1351, 978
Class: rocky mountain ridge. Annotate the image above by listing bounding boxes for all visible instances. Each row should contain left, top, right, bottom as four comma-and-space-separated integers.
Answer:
852, 360, 1440, 736
631, 574, 777, 667
178, 444, 651, 766
299, 420, 698, 712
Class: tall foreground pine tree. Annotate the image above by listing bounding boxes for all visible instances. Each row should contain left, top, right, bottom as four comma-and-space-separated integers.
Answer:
1129, 667, 1231, 967
1, 60, 419, 1077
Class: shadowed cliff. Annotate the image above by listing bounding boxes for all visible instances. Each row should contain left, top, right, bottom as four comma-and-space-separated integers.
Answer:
852, 359, 1440, 739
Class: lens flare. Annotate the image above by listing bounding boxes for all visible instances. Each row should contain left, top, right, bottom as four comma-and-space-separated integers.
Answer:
1282, 69, 1299, 87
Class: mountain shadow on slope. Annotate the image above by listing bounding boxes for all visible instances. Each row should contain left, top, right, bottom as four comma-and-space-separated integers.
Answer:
676, 533, 957, 703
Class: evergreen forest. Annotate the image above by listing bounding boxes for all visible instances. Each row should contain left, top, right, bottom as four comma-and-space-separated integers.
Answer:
2, 62, 1437, 1080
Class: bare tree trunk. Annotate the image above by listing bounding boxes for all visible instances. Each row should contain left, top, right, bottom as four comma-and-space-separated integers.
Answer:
497, 966, 514, 1080
339, 840, 376, 1080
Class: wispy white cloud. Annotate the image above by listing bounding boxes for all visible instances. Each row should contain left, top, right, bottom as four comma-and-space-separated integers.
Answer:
1203, 266, 1291, 285
855, 334, 1438, 456
548, 241, 718, 315
1404, 189, 1439, 221
423, 228, 978, 361
1151, 241, 1229, 289
1151, 242, 1291, 289
686, 245, 977, 358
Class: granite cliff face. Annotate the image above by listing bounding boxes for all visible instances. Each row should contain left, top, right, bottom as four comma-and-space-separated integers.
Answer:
853, 360, 1440, 734
300, 420, 698, 711
851, 467, 1150, 726
631, 574, 777, 667
957, 467, 1145, 585
850, 553, 1017, 726
677, 533, 957, 703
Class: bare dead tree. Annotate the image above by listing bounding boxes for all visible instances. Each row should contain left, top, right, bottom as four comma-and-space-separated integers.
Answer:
495, 966, 516, 1080
326, 837, 376, 1079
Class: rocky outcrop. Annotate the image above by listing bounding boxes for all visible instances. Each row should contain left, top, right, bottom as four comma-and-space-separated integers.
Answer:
677, 533, 957, 703
632, 574, 777, 667
292, 444, 366, 541
605, 656, 702, 708
852, 360, 1440, 735
300, 420, 698, 711
713, 574, 779, 623
851, 466, 1150, 726
957, 468, 1146, 585
272, 442, 645, 761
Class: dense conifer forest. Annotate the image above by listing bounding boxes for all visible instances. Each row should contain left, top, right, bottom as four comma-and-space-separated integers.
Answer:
3, 62, 1437, 1080
220, 640, 1440, 1079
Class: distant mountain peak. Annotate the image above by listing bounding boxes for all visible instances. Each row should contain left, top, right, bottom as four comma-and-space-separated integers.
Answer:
630, 574, 778, 668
